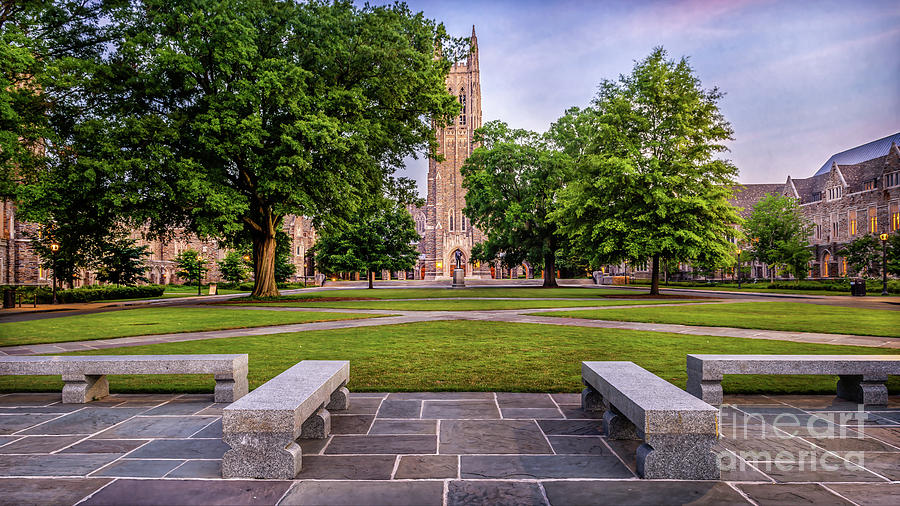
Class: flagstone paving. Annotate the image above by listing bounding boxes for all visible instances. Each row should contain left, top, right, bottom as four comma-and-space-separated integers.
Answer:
0, 392, 898, 504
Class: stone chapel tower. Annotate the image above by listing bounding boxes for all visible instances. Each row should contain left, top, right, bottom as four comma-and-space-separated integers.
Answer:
422, 27, 491, 280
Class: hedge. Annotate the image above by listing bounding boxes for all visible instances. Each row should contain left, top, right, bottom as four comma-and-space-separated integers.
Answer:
25, 284, 166, 304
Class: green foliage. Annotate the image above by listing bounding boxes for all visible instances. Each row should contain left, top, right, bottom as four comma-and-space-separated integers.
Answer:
462, 121, 571, 287
888, 231, 900, 276
218, 251, 250, 285
553, 48, 740, 294
174, 249, 209, 286
743, 193, 813, 278
312, 203, 420, 288
274, 230, 296, 283
840, 234, 891, 278
96, 237, 150, 286
28, 284, 165, 304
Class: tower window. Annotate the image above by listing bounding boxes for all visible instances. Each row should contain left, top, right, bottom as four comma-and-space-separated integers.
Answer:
459, 92, 466, 125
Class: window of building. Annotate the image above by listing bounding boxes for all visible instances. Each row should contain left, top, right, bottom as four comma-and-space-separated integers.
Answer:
449, 210, 454, 231
891, 203, 900, 232
832, 221, 838, 238
827, 186, 842, 200
868, 207, 877, 233
864, 180, 876, 191
886, 172, 900, 188
461, 214, 466, 231
459, 92, 466, 126
849, 211, 858, 236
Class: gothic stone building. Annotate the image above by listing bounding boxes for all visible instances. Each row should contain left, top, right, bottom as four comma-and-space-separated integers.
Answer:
732, 133, 900, 279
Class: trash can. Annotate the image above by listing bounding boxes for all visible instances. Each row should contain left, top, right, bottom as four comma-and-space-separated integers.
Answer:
2, 289, 14, 309
850, 280, 866, 297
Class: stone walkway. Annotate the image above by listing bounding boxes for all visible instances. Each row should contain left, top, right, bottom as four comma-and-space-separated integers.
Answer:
0, 392, 897, 505
2, 300, 897, 356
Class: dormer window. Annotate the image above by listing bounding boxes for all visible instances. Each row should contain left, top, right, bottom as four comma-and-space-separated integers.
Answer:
886, 172, 900, 188
864, 180, 876, 191
827, 187, 842, 200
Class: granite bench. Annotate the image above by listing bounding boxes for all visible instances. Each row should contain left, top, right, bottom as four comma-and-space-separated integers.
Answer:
581, 361, 720, 480
686, 354, 900, 406
221, 360, 350, 479
0, 354, 248, 404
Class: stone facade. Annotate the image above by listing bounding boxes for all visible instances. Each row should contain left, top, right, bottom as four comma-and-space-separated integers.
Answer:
419, 27, 492, 280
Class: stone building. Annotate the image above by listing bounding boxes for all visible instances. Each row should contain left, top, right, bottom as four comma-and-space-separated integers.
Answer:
418, 27, 492, 280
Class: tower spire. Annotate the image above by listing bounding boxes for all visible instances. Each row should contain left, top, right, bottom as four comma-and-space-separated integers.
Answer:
467, 25, 478, 67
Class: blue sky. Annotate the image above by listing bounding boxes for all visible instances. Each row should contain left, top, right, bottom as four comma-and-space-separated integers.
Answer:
389, 0, 900, 194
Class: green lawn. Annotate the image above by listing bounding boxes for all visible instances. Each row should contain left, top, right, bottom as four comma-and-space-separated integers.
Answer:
0, 307, 380, 347
232, 298, 692, 311
2, 320, 897, 395
536, 302, 900, 338
241, 287, 649, 300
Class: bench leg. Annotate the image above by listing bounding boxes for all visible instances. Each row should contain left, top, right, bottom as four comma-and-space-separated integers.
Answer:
214, 373, 248, 403
637, 434, 719, 480
326, 384, 350, 411
837, 375, 888, 406
603, 404, 639, 440
300, 406, 331, 439
61, 374, 108, 403
222, 438, 302, 479
581, 383, 604, 412
686, 371, 722, 406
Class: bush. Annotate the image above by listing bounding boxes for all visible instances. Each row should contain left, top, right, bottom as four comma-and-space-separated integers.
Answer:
629, 278, 900, 294
31, 284, 166, 304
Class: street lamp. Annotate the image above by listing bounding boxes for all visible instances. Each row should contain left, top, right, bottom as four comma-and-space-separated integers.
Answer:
880, 233, 889, 296
196, 255, 204, 296
736, 248, 742, 289
49, 241, 60, 304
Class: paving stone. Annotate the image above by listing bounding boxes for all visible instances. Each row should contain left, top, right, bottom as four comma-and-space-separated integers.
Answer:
737, 483, 853, 505
422, 400, 500, 419
387, 392, 493, 401
853, 452, 900, 480
295, 455, 396, 479
0, 436, 18, 447
550, 393, 581, 404
349, 392, 387, 399
0, 393, 62, 406
537, 419, 603, 435
333, 397, 382, 415
501, 408, 563, 419
777, 396, 863, 411
194, 404, 224, 416
0, 414, 58, 434
757, 455, 886, 482
20, 408, 146, 435
93, 458, 184, 478
804, 434, 900, 452
299, 437, 330, 455
496, 393, 556, 408
394, 455, 458, 479
0, 404, 84, 414
547, 436, 611, 455
558, 406, 603, 419
869, 412, 900, 425
128, 439, 230, 459
461, 455, 632, 479
825, 483, 900, 506
281, 480, 443, 506
0, 477, 111, 505
59, 439, 148, 454
142, 400, 215, 416
81, 478, 293, 505
190, 419, 222, 438
717, 453, 775, 482
376, 400, 421, 418
721, 435, 824, 460
542, 480, 751, 505
865, 427, 900, 447
331, 414, 375, 434
603, 438, 643, 473
0, 453, 118, 476
447, 480, 547, 506
93, 416, 218, 438
0, 435, 83, 454
166, 459, 222, 478
440, 420, 552, 454
369, 419, 436, 435
325, 435, 436, 455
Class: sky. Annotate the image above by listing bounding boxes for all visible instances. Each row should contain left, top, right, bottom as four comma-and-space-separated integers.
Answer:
385, 0, 900, 195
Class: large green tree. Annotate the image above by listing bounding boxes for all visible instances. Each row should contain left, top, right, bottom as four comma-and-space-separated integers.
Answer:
461, 121, 571, 287
553, 48, 740, 295
93, 0, 462, 297
744, 193, 813, 280
839, 234, 882, 278
96, 237, 149, 286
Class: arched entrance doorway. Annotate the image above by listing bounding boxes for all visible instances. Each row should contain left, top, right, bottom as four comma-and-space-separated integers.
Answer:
822, 252, 831, 278
449, 249, 467, 275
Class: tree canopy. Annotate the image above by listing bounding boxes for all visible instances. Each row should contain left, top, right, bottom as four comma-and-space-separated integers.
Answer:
744, 193, 813, 280
462, 120, 571, 287
553, 48, 740, 294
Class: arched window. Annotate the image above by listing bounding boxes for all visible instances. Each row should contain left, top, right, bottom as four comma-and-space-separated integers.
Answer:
461, 214, 466, 231
459, 91, 466, 125
449, 210, 454, 231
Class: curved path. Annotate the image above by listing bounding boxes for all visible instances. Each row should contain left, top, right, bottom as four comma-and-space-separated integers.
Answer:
2, 299, 897, 356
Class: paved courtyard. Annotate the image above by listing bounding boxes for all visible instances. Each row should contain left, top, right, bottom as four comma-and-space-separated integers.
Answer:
0, 391, 898, 505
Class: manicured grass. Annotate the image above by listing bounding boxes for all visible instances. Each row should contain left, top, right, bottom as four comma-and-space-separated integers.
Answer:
536, 302, 900, 338
233, 298, 692, 311
2, 320, 897, 395
242, 287, 648, 300
0, 307, 381, 347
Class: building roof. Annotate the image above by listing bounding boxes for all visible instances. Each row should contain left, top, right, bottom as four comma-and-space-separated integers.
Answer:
813, 132, 900, 175
730, 183, 784, 218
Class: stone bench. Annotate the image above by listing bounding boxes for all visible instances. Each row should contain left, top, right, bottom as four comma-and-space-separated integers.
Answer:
0, 354, 248, 404
221, 360, 349, 479
686, 354, 900, 406
581, 361, 719, 480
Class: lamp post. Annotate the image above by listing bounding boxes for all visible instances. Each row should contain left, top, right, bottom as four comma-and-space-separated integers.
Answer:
197, 255, 203, 296
880, 233, 889, 296
49, 241, 60, 304
736, 249, 742, 289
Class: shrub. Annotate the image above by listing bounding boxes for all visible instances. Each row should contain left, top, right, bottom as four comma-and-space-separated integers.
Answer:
31, 284, 165, 304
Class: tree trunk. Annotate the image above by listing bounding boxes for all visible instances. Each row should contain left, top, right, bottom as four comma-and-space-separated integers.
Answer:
650, 253, 661, 296
250, 232, 279, 298
542, 254, 558, 287
368, 270, 374, 289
